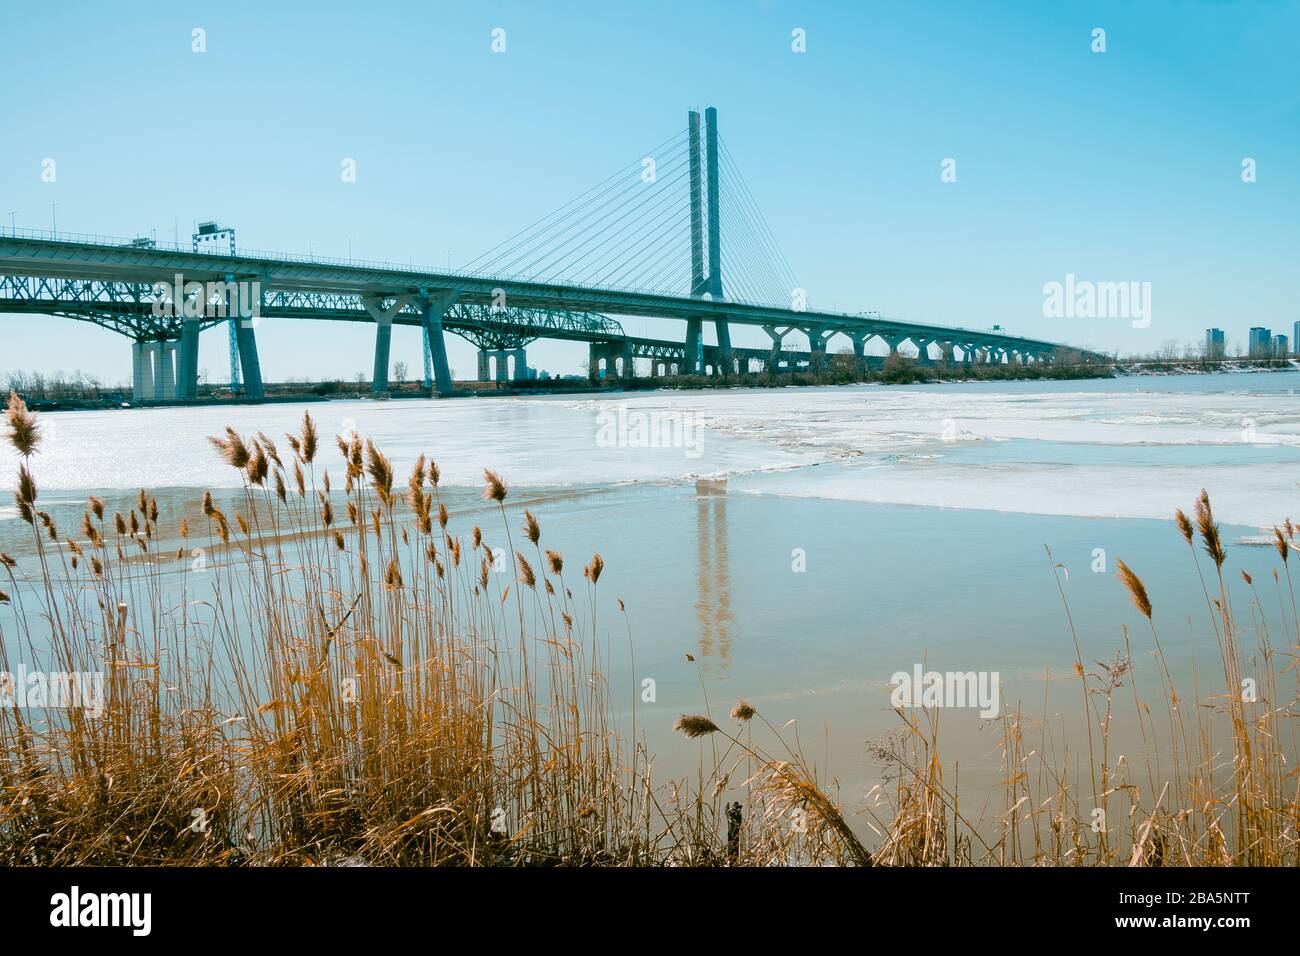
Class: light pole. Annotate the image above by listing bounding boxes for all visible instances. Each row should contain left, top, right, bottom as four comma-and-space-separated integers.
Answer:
7, 212, 15, 236
51, 203, 60, 238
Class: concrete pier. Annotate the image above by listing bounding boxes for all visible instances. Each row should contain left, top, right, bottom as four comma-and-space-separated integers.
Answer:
224, 276, 265, 401
371, 319, 393, 397
805, 325, 832, 371
235, 324, 264, 400
131, 341, 153, 401
684, 320, 702, 374
849, 334, 868, 372
132, 341, 180, 401
178, 318, 200, 398
363, 294, 411, 398
418, 289, 458, 397
156, 341, 177, 398
763, 325, 790, 372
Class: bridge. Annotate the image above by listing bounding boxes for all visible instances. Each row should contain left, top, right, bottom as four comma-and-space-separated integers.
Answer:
0, 108, 1105, 402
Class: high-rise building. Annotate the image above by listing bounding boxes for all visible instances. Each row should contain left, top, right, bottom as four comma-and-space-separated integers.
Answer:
1204, 328, 1225, 359
1273, 334, 1289, 358
1293, 321, 1300, 357
1248, 327, 1272, 358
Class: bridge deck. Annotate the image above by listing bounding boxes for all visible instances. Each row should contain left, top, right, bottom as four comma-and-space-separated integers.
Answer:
0, 233, 1103, 360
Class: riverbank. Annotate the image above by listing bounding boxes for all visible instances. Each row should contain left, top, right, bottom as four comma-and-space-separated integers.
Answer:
17, 355, 1300, 413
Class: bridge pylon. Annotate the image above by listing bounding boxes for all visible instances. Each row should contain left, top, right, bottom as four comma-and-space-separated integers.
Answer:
684, 107, 731, 376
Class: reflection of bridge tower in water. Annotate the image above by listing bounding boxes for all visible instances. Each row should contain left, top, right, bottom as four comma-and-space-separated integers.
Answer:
694, 478, 734, 662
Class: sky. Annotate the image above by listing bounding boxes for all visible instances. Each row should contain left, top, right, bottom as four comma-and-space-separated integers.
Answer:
2, 0, 1298, 384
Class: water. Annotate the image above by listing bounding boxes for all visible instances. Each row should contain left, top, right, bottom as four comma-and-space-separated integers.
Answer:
6, 371, 1297, 522
3, 370, 1298, 823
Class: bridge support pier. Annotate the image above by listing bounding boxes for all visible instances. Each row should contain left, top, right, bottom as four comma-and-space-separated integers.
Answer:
235, 324, 264, 401
588, 341, 623, 382
131, 341, 153, 402
763, 325, 791, 373
511, 348, 527, 381
422, 326, 433, 389
478, 350, 491, 382
363, 294, 411, 399
805, 325, 832, 372
684, 320, 702, 374
155, 342, 177, 399
372, 320, 393, 398
914, 338, 934, 365
223, 276, 265, 401
178, 318, 200, 399
418, 290, 458, 397
715, 321, 733, 375
848, 334, 868, 373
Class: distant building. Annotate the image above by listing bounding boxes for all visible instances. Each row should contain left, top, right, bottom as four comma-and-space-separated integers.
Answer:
1293, 321, 1300, 356
1248, 327, 1272, 358
1273, 334, 1289, 358
1204, 328, 1225, 359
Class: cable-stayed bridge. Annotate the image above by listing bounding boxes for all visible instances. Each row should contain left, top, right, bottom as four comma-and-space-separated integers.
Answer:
0, 108, 1104, 401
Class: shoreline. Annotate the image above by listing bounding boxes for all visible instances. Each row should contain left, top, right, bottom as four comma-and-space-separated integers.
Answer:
16, 357, 1300, 413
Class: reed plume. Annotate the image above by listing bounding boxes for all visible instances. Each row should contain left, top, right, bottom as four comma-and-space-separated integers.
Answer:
1194, 489, 1226, 568
4, 391, 40, 456
483, 469, 507, 502
674, 715, 721, 738
1115, 559, 1152, 619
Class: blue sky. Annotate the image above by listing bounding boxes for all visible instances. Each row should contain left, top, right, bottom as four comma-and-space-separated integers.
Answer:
2, 0, 1298, 383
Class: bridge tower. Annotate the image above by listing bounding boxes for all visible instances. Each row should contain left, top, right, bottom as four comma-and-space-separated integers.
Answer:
683, 107, 731, 376
684, 110, 706, 373
705, 107, 732, 374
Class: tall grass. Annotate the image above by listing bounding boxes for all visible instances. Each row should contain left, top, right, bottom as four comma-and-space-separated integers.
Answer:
0, 395, 859, 865
0, 392, 1295, 865
863, 508, 1299, 866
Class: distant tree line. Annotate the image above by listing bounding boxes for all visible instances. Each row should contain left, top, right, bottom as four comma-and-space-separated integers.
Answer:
4, 370, 116, 401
